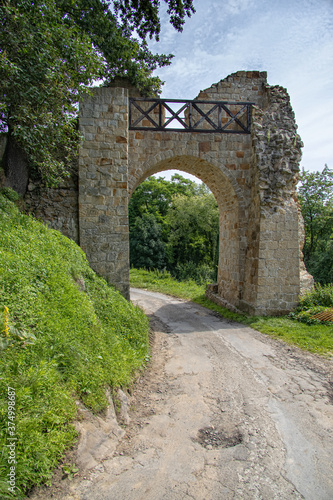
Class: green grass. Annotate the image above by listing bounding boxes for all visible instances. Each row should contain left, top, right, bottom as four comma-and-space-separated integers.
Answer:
130, 267, 205, 300
0, 190, 149, 499
130, 267, 333, 356
1, 190, 330, 498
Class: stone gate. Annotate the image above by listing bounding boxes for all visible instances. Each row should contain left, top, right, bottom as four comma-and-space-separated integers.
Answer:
78, 70, 310, 315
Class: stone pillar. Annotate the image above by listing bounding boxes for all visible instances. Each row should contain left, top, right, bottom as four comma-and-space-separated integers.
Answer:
218, 189, 241, 306
241, 84, 303, 315
242, 203, 300, 315
78, 87, 130, 298
241, 203, 301, 315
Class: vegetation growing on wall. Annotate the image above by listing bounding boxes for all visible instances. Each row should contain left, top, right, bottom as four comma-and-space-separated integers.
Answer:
0, 188, 149, 498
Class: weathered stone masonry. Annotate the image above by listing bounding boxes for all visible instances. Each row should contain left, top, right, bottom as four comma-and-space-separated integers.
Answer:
26, 71, 313, 315
79, 87, 130, 297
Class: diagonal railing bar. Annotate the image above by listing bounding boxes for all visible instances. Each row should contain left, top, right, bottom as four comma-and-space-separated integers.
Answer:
163, 102, 189, 129
191, 103, 219, 130
129, 98, 254, 133
130, 100, 160, 128
220, 104, 248, 132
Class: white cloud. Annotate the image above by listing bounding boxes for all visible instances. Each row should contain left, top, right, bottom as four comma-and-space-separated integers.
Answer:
148, 0, 333, 172
224, 0, 254, 15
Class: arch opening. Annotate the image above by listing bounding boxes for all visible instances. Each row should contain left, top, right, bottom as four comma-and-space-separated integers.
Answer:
128, 156, 246, 308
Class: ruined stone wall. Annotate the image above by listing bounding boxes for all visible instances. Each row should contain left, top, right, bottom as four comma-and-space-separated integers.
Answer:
241, 84, 306, 314
24, 70, 308, 315
128, 71, 268, 308
24, 172, 79, 243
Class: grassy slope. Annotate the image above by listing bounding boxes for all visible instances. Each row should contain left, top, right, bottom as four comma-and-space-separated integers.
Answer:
130, 268, 333, 355
0, 190, 149, 499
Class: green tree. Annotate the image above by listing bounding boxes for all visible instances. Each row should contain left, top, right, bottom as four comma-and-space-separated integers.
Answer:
114, 0, 195, 40
1, 0, 103, 190
130, 212, 166, 270
129, 175, 219, 282
298, 165, 333, 283
129, 174, 197, 268
307, 240, 333, 284
129, 174, 197, 224
166, 192, 219, 281
0, 0, 195, 188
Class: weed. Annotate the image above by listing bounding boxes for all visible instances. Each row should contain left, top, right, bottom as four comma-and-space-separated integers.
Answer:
61, 463, 79, 481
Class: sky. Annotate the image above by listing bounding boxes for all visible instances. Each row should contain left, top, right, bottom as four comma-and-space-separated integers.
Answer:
147, 0, 333, 182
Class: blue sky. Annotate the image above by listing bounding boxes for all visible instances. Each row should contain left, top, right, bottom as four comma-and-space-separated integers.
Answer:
148, 0, 333, 180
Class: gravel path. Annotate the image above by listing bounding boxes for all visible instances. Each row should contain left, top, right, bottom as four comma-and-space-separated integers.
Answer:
31, 288, 333, 500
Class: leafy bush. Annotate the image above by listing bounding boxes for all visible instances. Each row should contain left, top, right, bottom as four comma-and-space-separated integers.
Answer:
298, 283, 333, 308
0, 192, 149, 498
290, 283, 333, 324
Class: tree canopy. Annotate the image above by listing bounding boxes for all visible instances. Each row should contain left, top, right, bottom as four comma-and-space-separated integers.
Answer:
129, 174, 197, 222
129, 175, 219, 284
166, 192, 219, 270
298, 165, 333, 284
0, 0, 195, 185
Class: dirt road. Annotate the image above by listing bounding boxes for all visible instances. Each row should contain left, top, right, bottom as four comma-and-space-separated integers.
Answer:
33, 288, 333, 499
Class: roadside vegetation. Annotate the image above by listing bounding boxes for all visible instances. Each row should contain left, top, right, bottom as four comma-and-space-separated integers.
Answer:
0, 189, 150, 499
130, 268, 333, 356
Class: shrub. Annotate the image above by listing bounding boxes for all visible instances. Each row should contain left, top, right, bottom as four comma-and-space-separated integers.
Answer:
298, 283, 333, 309
291, 283, 333, 324
171, 262, 217, 285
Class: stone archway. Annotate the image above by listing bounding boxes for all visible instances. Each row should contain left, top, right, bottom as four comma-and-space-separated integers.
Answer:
128, 156, 245, 308
78, 71, 310, 315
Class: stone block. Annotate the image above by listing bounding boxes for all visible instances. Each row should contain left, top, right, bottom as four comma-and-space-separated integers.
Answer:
199, 142, 210, 153
116, 136, 127, 143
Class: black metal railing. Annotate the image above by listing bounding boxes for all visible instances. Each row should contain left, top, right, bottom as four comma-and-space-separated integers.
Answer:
129, 98, 254, 134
